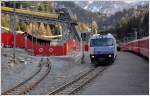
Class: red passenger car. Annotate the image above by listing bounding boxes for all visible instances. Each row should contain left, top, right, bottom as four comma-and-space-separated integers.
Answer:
121, 37, 149, 58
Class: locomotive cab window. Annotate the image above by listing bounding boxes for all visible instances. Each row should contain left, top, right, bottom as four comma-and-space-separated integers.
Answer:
90, 38, 113, 47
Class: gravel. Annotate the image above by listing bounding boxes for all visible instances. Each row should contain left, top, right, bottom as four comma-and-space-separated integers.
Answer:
2, 48, 93, 95
1, 48, 39, 92
28, 52, 92, 95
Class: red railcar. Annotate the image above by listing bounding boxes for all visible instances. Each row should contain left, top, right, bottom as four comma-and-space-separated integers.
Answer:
121, 37, 149, 58
138, 37, 149, 58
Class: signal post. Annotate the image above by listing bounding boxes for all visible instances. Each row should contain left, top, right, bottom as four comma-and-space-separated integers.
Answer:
81, 33, 86, 64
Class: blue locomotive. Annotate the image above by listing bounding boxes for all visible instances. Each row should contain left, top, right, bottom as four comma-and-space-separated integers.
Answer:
89, 33, 117, 65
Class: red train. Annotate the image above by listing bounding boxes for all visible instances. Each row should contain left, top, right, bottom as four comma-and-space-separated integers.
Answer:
121, 37, 149, 58
1, 32, 80, 56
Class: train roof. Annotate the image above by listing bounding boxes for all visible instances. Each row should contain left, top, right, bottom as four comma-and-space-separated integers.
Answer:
127, 36, 148, 44
90, 33, 114, 39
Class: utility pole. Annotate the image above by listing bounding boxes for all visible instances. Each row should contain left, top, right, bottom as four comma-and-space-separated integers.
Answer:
24, 32, 28, 65
30, 6, 36, 55
81, 37, 84, 64
31, 20, 33, 55
12, 1, 16, 65
81, 33, 86, 64
33, 6, 38, 45
24, 32, 28, 51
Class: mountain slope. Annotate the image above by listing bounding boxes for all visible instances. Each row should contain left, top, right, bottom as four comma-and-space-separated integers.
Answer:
75, 1, 149, 16
56, 1, 104, 26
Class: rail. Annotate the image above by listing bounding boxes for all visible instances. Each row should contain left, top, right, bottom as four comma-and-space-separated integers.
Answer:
48, 66, 107, 95
2, 58, 51, 95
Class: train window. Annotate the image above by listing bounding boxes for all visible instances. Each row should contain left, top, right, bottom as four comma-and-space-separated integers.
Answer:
90, 38, 113, 47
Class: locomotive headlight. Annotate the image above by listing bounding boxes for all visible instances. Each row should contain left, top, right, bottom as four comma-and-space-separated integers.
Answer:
108, 54, 112, 58
91, 55, 95, 58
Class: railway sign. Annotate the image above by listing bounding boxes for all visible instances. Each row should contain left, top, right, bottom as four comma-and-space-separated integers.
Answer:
49, 48, 54, 53
39, 48, 44, 52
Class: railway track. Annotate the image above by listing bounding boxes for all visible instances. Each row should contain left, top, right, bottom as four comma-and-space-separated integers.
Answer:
2, 58, 51, 95
48, 66, 107, 95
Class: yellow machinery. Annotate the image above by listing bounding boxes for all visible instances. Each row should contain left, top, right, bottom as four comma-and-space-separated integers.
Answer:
1, 7, 59, 19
